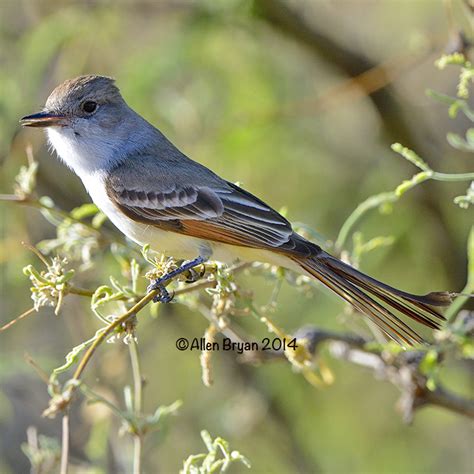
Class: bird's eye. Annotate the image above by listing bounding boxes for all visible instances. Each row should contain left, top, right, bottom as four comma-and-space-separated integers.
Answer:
82, 100, 98, 114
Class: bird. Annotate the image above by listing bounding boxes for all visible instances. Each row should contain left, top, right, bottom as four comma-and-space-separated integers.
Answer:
20, 75, 452, 345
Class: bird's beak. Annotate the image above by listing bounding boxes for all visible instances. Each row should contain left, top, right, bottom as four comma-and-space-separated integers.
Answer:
20, 111, 66, 128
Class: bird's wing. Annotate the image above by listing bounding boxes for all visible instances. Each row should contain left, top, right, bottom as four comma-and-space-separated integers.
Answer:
105, 157, 311, 255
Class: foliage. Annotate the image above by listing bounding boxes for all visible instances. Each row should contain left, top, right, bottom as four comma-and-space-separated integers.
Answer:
0, 3, 473, 472
181, 430, 251, 474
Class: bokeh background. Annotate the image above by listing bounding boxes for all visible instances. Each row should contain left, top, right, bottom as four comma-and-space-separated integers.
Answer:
0, 1, 472, 473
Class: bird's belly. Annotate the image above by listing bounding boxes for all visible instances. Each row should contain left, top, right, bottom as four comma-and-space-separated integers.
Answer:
102, 199, 294, 268
121, 221, 207, 260
111, 215, 294, 270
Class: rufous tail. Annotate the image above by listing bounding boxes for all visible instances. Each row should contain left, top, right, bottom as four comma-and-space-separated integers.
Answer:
294, 251, 452, 345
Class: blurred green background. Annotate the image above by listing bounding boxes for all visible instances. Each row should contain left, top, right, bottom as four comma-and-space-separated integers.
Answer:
0, 1, 472, 473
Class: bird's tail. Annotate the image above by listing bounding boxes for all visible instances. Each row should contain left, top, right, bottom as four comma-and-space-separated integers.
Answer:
293, 251, 452, 345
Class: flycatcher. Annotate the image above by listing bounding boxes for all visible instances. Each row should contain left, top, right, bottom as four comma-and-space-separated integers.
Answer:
20, 75, 451, 345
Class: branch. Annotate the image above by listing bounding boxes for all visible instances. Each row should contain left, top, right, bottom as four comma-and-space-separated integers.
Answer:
59, 413, 69, 474
43, 289, 158, 418
129, 339, 143, 474
43, 261, 253, 418
327, 331, 474, 422
240, 325, 474, 421
424, 385, 474, 419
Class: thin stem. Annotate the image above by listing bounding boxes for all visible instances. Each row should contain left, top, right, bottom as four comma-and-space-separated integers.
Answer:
24, 352, 51, 384
129, 339, 143, 474
445, 226, 473, 320
431, 171, 474, 181
67, 262, 251, 301
424, 385, 474, 419
60, 413, 69, 474
445, 285, 473, 321
335, 192, 397, 250
71, 290, 157, 385
68, 286, 96, 297
80, 383, 131, 420
0, 194, 25, 201
44, 261, 253, 419
0, 195, 90, 229
335, 168, 474, 250
133, 435, 142, 474
129, 339, 143, 415
0, 307, 36, 332
0, 194, 118, 242
22, 242, 50, 266
68, 263, 252, 387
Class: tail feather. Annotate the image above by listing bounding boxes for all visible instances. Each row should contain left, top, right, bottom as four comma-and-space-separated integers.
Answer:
314, 261, 425, 344
294, 251, 452, 345
329, 263, 441, 328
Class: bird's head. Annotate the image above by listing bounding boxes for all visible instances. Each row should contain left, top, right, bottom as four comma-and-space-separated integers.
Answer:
20, 75, 149, 175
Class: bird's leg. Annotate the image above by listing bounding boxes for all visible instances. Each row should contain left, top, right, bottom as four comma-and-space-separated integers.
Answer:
184, 264, 207, 283
147, 255, 207, 303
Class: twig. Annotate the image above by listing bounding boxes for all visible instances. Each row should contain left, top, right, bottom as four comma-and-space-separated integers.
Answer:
133, 433, 142, 474
42, 292, 155, 417
335, 167, 474, 250
129, 339, 143, 474
42, 261, 253, 417
64, 261, 252, 302
60, 413, 69, 474
68, 287, 95, 297
424, 385, 474, 418
24, 352, 51, 384
0, 307, 36, 332
326, 335, 474, 421
0, 194, 25, 201
237, 323, 474, 421
0, 194, 117, 243
444, 227, 473, 320
71, 290, 157, 385
335, 191, 399, 250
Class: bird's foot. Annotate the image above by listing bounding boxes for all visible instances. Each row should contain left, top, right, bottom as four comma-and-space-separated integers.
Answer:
147, 279, 175, 303
184, 264, 206, 283
147, 255, 207, 303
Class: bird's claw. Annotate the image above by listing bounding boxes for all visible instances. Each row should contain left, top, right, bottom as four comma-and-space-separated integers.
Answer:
147, 278, 162, 294
184, 265, 206, 283
148, 280, 174, 303
153, 289, 174, 303
147, 256, 207, 303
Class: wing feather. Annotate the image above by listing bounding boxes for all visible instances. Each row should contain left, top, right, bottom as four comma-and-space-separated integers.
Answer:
105, 163, 300, 252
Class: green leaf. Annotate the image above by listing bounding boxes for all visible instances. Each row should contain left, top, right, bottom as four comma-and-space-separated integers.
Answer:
391, 143, 431, 171
447, 129, 474, 152
454, 182, 474, 209
70, 203, 99, 220
435, 53, 467, 69
395, 172, 431, 197
426, 377, 437, 391
91, 211, 107, 228
461, 341, 474, 359
419, 349, 438, 375
181, 430, 251, 473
